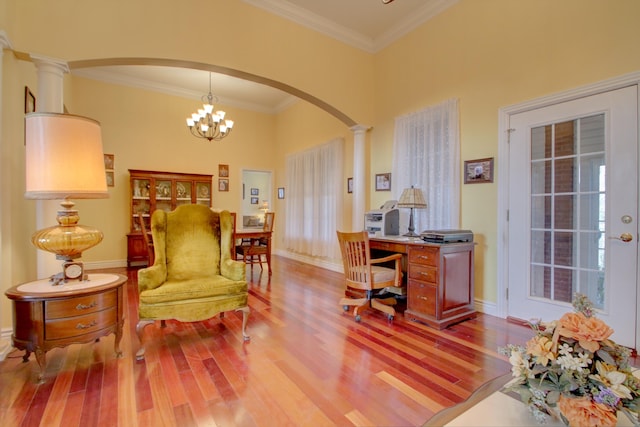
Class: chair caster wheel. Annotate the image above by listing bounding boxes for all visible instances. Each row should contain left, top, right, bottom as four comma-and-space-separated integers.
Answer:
355, 315, 361, 322
387, 314, 394, 321
343, 305, 349, 312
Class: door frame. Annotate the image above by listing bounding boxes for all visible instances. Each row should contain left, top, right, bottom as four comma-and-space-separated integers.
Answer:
497, 71, 640, 348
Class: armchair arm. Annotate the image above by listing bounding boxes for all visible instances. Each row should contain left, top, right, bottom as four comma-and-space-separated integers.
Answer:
138, 264, 167, 292
371, 253, 403, 287
221, 258, 246, 281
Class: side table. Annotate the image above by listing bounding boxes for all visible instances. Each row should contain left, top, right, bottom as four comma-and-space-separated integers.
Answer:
5, 273, 127, 382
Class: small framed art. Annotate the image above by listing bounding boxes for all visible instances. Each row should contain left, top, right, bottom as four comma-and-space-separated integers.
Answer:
104, 154, 115, 187
464, 157, 494, 184
375, 173, 391, 191
251, 188, 259, 196
347, 177, 353, 194
218, 164, 229, 177
218, 178, 229, 191
278, 187, 285, 199
251, 197, 259, 204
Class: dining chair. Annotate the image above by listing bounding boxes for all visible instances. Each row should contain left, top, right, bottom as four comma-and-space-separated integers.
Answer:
236, 212, 275, 274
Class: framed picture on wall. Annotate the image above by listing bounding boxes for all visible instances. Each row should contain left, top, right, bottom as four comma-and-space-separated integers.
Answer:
251, 196, 259, 204
464, 157, 494, 184
375, 173, 391, 191
347, 177, 353, 194
251, 188, 259, 196
218, 164, 229, 177
218, 178, 229, 191
278, 187, 285, 199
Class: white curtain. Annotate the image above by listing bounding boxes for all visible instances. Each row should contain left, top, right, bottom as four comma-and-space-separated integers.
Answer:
285, 138, 344, 258
392, 98, 460, 233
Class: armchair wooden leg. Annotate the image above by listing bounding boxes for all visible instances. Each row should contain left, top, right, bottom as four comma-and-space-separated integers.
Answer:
135, 319, 155, 361
236, 306, 250, 341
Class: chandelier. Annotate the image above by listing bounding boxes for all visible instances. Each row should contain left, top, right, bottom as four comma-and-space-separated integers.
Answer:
186, 73, 234, 141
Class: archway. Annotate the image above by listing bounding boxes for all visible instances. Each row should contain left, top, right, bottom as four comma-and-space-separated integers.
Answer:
68, 57, 358, 127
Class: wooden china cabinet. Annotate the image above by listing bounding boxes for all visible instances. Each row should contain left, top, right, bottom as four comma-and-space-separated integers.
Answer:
127, 169, 212, 266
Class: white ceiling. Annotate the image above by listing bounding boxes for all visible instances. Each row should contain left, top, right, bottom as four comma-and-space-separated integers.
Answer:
72, 0, 456, 114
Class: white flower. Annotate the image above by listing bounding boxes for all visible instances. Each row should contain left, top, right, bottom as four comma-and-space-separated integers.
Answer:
509, 349, 533, 378
589, 361, 633, 400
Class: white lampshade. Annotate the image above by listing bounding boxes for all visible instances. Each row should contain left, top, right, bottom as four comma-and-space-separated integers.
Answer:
25, 113, 108, 269
25, 113, 108, 200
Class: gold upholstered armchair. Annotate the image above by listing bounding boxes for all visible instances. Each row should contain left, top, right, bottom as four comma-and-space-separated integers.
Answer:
136, 205, 250, 360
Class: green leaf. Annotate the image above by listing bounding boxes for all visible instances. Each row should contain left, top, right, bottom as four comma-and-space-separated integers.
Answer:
546, 390, 560, 404
596, 349, 615, 365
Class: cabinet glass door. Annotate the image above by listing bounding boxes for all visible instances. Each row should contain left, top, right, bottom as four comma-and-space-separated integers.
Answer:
196, 182, 211, 205
155, 180, 172, 211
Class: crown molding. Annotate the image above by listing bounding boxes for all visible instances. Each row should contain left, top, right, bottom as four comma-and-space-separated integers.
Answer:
242, 0, 458, 53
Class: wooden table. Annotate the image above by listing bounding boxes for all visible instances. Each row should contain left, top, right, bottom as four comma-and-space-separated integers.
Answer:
5, 273, 127, 382
234, 229, 273, 274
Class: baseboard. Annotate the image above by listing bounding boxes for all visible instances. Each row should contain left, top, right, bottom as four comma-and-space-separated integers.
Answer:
0, 328, 13, 361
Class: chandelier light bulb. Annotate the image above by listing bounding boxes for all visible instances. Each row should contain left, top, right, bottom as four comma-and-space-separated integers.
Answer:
186, 72, 235, 141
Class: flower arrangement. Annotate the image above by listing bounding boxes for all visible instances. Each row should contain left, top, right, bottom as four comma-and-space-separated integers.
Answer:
499, 294, 640, 427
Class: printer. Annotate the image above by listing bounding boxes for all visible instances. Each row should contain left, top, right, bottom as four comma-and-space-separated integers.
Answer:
420, 229, 474, 243
365, 200, 400, 236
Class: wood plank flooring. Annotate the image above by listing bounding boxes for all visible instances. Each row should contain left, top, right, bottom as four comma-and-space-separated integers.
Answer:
2, 256, 629, 427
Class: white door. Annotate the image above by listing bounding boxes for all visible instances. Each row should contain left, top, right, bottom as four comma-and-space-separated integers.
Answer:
508, 85, 638, 348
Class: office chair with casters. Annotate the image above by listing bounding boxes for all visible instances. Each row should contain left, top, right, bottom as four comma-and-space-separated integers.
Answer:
336, 230, 403, 322
136, 205, 249, 360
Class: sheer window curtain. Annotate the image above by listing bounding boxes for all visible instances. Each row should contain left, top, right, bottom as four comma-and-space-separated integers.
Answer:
392, 98, 460, 232
284, 138, 344, 259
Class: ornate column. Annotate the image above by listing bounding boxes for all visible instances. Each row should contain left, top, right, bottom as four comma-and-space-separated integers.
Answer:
29, 54, 69, 278
350, 124, 370, 231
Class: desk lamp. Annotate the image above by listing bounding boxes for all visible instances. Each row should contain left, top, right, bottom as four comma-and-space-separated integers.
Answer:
25, 113, 109, 285
397, 186, 427, 237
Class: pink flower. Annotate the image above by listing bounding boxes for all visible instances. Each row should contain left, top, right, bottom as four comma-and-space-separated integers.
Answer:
557, 395, 617, 427
557, 312, 614, 352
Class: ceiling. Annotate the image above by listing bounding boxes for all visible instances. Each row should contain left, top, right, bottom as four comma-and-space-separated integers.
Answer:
72, 0, 456, 114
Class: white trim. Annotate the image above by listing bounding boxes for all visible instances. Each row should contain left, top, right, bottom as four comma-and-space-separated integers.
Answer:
0, 328, 13, 362
497, 71, 640, 333
242, 0, 458, 53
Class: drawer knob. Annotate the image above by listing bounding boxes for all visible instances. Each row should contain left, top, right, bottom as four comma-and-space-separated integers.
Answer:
420, 272, 429, 277
418, 296, 428, 301
76, 301, 97, 310
419, 255, 429, 260
76, 320, 97, 330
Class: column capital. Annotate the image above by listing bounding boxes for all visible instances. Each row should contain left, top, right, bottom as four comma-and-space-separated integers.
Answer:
349, 124, 371, 135
30, 53, 70, 74
0, 30, 13, 50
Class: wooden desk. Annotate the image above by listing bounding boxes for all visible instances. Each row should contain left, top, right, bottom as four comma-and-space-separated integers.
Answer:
235, 229, 273, 274
5, 273, 127, 382
369, 236, 476, 329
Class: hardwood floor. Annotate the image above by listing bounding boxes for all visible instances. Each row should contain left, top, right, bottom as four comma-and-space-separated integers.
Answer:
0, 256, 620, 427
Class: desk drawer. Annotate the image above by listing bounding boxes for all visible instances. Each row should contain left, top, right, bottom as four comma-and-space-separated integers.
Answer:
369, 240, 407, 254
408, 246, 439, 267
45, 290, 117, 320
45, 307, 117, 339
409, 264, 437, 284
407, 280, 436, 316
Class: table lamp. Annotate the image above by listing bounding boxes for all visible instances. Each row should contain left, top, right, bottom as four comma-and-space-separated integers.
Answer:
25, 112, 109, 285
397, 186, 427, 237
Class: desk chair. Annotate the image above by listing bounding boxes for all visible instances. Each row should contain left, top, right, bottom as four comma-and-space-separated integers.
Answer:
236, 212, 275, 274
336, 230, 403, 322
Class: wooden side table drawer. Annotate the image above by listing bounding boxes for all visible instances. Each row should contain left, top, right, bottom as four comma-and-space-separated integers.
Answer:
45, 290, 117, 319
45, 307, 117, 340
407, 280, 436, 316
408, 246, 439, 267
408, 263, 437, 284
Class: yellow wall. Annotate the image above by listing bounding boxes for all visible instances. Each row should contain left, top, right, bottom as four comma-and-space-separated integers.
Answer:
371, 0, 640, 302
2, 0, 640, 332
